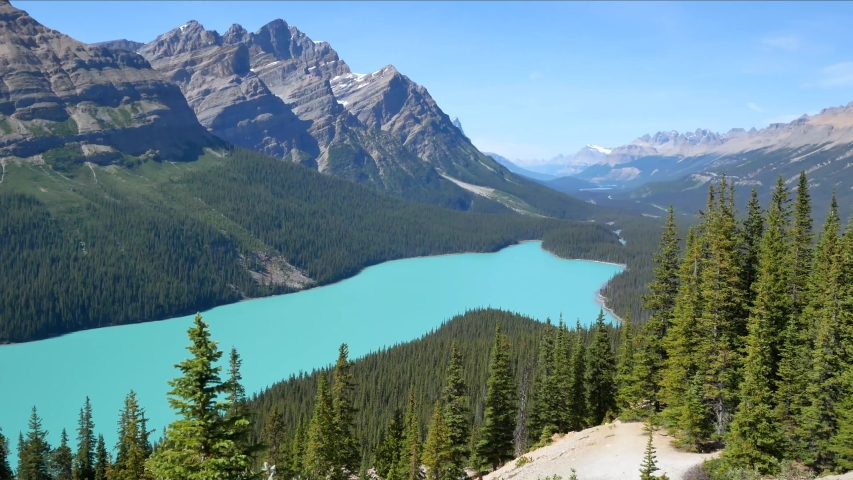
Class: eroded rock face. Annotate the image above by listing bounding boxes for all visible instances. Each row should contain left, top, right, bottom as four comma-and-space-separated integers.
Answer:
0, 1, 214, 159
139, 21, 319, 161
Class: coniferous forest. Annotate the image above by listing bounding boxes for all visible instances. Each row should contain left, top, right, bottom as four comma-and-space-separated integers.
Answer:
7, 170, 847, 479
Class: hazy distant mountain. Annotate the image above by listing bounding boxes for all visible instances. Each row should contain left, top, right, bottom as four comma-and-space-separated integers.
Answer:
485, 153, 558, 182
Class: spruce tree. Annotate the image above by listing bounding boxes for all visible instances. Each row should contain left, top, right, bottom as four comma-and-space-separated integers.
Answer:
567, 321, 587, 432
262, 406, 288, 476
639, 429, 659, 480
474, 325, 517, 471
586, 310, 617, 426
830, 368, 853, 471
441, 342, 470, 480
18, 406, 51, 480
530, 321, 560, 440
374, 411, 404, 479
114, 391, 151, 480
305, 374, 337, 479
741, 187, 764, 307
223, 348, 257, 480
332, 344, 360, 478
290, 418, 308, 478
697, 177, 745, 436
423, 403, 453, 480
799, 195, 849, 470
392, 388, 423, 480
0, 428, 12, 480
636, 205, 681, 412
615, 310, 640, 417
790, 171, 813, 313
51, 429, 74, 480
724, 181, 789, 473
93, 436, 108, 480
554, 319, 573, 433
147, 313, 255, 479
73, 397, 96, 480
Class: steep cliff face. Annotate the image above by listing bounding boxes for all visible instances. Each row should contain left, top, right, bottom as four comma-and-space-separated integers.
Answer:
0, 1, 215, 161
138, 21, 318, 162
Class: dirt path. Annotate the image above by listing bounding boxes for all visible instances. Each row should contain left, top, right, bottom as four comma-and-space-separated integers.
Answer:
485, 421, 719, 480
86, 162, 98, 183
0, 159, 6, 186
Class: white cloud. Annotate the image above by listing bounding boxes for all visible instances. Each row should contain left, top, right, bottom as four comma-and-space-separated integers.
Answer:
747, 102, 763, 112
761, 35, 800, 51
818, 62, 853, 88
528, 71, 543, 81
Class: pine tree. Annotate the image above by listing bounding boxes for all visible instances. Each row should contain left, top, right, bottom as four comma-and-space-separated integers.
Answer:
799, 195, 850, 470
724, 180, 789, 473
830, 368, 853, 471
290, 418, 308, 478
374, 411, 404, 479
530, 321, 560, 441
660, 226, 704, 427
676, 373, 712, 452
332, 344, 360, 478
616, 310, 640, 417
554, 319, 573, 433
790, 171, 813, 314
0, 428, 12, 480
636, 205, 682, 412
146, 313, 255, 480
93, 436, 109, 480
18, 406, 51, 480
586, 310, 617, 426
567, 321, 587, 432
114, 391, 151, 480
639, 427, 659, 480
423, 403, 453, 480
262, 406, 289, 476
741, 187, 764, 307
73, 397, 96, 480
223, 348, 257, 480
474, 325, 517, 471
392, 388, 423, 480
697, 177, 745, 436
305, 374, 337, 480
51, 429, 74, 480
441, 342, 470, 480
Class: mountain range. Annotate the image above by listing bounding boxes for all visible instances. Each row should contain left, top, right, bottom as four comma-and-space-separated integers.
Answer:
0, 0, 651, 342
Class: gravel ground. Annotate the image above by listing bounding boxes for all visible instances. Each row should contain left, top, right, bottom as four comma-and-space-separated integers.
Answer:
485, 420, 719, 480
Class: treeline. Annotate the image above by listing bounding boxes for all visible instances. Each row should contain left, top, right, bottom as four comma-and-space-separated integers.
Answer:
617, 171, 853, 477
0, 147, 635, 343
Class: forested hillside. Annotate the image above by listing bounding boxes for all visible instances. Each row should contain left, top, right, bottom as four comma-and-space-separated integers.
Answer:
0, 147, 641, 343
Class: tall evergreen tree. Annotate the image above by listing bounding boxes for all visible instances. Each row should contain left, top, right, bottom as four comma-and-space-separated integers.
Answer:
799, 195, 849, 470
741, 187, 765, 307
392, 388, 423, 480
0, 428, 12, 480
554, 319, 573, 433
290, 418, 308, 478
73, 397, 96, 480
697, 177, 745, 436
529, 321, 560, 440
636, 205, 681, 411
18, 407, 51, 480
262, 406, 289, 477
332, 344, 360, 478
147, 313, 255, 480
50, 429, 74, 480
616, 310, 640, 417
93, 436, 109, 480
114, 391, 151, 480
724, 179, 789, 473
223, 348, 257, 480
474, 325, 517, 471
586, 310, 617, 425
423, 403, 453, 480
305, 375, 337, 480
374, 411, 404, 480
441, 342, 470, 479
790, 171, 813, 313
567, 321, 587, 432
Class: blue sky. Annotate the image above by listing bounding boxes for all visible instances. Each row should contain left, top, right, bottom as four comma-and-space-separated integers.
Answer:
14, 1, 853, 163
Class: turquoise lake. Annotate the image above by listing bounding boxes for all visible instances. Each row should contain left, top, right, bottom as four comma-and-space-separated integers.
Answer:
0, 241, 622, 450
